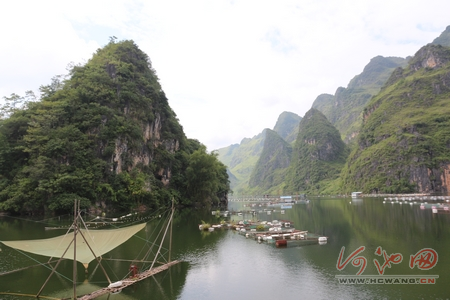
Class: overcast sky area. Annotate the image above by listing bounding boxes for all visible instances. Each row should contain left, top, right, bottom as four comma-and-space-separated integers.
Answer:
1, 1, 450, 151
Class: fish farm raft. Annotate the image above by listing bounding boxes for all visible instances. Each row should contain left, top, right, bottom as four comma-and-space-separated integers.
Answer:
199, 217, 328, 248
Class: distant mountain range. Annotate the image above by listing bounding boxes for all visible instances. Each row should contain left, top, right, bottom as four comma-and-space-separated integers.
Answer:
312, 56, 409, 144
218, 25, 450, 195
217, 111, 300, 194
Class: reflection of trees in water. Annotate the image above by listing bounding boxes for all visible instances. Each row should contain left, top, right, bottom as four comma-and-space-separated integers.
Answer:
172, 208, 228, 256
0, 210, 192, 300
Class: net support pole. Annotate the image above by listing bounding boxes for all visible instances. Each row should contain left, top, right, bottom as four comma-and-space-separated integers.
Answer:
169, 198, 174, 262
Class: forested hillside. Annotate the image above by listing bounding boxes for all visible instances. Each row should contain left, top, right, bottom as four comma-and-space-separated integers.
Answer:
217, 131, 265, 194
312, 56, 408, 144
287, 108, 349, 194
217, 112, 301, 194
218, 26, 450, 196
0, 40, 229, 214
272, 111, 302, 143
248, 129, 292, 194
340, 44, 450, 194
432, 25, 450, 47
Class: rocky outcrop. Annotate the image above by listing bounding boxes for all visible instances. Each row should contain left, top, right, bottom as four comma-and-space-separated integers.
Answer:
248, 129, 292, 191
96, 42, 187, 193
409, 44, 450, 72
87, 40, 187, 193
432, 25, 450, 47
341, 44, 450, 194
287, 108, 348, 192
312, 56, 408, 144
272, 111, 302, 143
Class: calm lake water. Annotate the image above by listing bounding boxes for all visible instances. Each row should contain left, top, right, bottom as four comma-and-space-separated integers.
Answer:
1, 197, 449, 300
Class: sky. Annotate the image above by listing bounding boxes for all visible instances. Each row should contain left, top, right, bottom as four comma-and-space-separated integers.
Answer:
1, 0, 450, 151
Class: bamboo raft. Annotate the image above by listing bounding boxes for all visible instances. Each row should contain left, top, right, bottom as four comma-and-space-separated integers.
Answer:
77, 260, 181, 300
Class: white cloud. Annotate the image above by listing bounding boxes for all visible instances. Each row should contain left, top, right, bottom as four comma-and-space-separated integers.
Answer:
1, 0, 450, 151
0, 1, 99, 98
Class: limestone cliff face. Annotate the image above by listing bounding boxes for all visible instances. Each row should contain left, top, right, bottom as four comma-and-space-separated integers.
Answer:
112, 113, 180, 188
217, 111, 301, 194
431, 25, 450, 47
341, 44, 450, 194
272, 111, 302, 144
287, 108, 348, 192
297, 109, 347, 162
248, 129, 292, 192
409, 44, 450, 71
87, 41, 186, 191
0, 39, 231, 214
216, 131, 266, 194
312, 56, 408, 144
114, 119, 181, 190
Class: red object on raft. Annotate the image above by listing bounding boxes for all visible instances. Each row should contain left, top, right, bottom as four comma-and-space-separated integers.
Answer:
129, 264, 139, 277
275, 239, 287, 247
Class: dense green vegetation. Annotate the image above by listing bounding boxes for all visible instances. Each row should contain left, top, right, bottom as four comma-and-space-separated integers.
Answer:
287, 108, 349, 194
217, 112, 302, 195
220, 27, 450, 196
220, 55, 408, 196
340, 44, 450, 193
217, 131, 266, 194
248, 129, 292, 194
432, 25, 450, 47
272, 111, 302, 143
0, 40, 229, 214
312, 56, 408, 144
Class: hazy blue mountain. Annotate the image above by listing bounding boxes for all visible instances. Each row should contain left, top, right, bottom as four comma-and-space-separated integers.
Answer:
219, 25, 450, 196
217, 111, 301, 194
248, 129, 292, 193
273, 111, 302, 143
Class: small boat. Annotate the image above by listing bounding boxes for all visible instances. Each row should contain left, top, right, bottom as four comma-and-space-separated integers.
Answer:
351, 192, 362, 198
275, 239, 287, 247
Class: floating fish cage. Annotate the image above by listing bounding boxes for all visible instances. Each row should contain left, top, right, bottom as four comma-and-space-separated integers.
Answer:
199, 219, 328, 247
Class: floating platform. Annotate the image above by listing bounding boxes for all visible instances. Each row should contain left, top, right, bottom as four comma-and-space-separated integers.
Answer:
239, 228, 327, 247
77, 260, 181, 299
200, 219, 328, 247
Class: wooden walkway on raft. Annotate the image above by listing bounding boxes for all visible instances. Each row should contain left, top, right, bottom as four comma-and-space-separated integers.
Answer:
78, 260, 181, 300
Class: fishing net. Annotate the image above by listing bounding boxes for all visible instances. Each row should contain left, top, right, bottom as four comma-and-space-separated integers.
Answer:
1, 223, 146, 265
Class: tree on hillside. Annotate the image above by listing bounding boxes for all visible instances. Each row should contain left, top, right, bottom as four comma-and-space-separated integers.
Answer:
0, 40, 230, 214
185, 147, 229, 206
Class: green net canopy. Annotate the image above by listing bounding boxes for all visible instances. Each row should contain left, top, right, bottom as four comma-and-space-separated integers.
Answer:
1, 223, 146, 266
